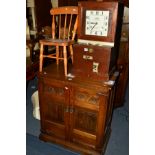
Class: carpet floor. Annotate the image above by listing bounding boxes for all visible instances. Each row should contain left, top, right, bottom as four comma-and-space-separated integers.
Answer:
26, 133, 80, 155
26, 76, 129, 155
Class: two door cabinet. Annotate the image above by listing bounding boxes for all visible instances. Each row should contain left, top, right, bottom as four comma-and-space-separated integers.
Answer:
38, 64, 118, 155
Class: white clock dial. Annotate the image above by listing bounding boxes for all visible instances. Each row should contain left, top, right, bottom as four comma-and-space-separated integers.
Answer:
85, 10, 109, 36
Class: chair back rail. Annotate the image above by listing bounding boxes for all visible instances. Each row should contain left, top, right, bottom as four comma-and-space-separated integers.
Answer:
50, 6, 78, 40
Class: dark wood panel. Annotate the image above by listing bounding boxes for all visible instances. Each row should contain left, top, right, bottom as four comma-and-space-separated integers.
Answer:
58, 0, 129, 8
35, 0, 52, 32
73, 44, 116, 81
73, 107, 97, 134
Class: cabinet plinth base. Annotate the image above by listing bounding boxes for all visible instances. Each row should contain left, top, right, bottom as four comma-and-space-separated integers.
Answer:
39, 128, 111, 155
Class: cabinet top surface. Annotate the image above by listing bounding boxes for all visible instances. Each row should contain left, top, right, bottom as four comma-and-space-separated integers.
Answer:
38, 62, 118, 89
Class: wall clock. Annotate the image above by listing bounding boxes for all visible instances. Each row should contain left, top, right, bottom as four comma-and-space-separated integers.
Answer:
85, 10, 109, 37
78, 1, 124, 46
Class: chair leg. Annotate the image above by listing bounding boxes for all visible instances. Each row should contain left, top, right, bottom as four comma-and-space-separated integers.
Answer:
59, 47, 63, 59
63, 46, 67, 76
39, 44, 44, 72
69, 45, 73, 63
56, 46, 59, 65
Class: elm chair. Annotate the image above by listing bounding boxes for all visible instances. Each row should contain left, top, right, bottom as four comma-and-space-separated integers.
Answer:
39, 6, 78, 76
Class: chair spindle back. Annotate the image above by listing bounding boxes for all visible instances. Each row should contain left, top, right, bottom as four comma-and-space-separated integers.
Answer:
50, 6, 78, 40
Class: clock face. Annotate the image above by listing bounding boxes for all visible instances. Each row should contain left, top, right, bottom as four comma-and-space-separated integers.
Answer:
85, 10, 109, 36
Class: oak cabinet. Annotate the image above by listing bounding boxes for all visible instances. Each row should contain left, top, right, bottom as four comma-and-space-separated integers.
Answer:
38, 63, 118, 155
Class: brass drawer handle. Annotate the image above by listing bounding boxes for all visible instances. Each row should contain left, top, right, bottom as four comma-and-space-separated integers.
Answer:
88, 48, 93, 53
83, 55, 93, 60
84, 48, 93, 53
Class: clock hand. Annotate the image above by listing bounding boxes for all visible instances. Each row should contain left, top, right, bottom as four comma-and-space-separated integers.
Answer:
90, 22, 98, 32
90, 22, 97, 24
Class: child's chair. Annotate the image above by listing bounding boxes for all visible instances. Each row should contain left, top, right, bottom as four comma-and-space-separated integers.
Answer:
39, 6, 78, 76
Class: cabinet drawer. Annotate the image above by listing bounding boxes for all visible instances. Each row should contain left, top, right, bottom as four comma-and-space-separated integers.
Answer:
41, 79, 69, 102
73, 89, 100, 111
71, 84, 106, 111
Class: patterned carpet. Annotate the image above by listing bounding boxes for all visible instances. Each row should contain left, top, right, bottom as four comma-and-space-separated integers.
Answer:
26, 76, 129, 155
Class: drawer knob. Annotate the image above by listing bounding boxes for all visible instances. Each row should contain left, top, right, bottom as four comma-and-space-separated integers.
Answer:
65, 86, 69, 90
83, 55, 93, 60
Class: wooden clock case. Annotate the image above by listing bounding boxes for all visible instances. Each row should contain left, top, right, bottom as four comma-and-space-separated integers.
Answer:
73, 44, 116, 81
73, 1, 124, 81
78, 1, 124, 43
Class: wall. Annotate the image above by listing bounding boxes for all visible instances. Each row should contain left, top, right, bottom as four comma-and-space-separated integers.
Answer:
51, 0, 58, 8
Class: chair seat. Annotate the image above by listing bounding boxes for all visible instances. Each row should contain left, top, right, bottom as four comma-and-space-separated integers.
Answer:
40, 38, 75, 46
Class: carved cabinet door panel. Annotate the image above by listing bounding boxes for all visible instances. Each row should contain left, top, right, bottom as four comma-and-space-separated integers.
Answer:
69, 85, 109, 150
39, 78, 70, 140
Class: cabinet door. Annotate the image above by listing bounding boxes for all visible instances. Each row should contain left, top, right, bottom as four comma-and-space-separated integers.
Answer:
39, 79, 70, 140
70, 85, 109, 150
